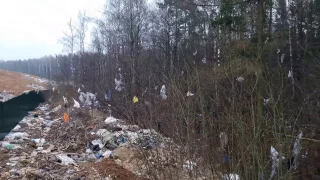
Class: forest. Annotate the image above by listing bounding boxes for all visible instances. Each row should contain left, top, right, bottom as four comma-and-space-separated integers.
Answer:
0, 0, 320, 179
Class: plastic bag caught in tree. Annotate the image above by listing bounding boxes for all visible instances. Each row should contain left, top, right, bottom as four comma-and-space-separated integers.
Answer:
236, 76, 244, 82
133, 96, 139, 104
270, 146, 279, 179
160, 85, 167, 100
292, 132, 303, 169
202, 56, 207, 64
186, 91, 194, 97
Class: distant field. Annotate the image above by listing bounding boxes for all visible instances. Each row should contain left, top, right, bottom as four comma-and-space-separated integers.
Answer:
0, 69, 48, 102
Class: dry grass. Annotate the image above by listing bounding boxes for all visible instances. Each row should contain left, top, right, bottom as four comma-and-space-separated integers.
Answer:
0, 69, 48, 95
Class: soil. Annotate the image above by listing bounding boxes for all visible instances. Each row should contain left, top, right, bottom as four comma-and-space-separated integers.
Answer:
0, 69, 48, 95
80, 159, 145, 180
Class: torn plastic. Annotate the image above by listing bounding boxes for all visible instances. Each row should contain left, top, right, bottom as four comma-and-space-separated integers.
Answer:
56, 154, 76, 166
105, 116, 118, 124
186, 91, 194, 97
133, 96, 139, 104
160, 85, 167, 100
270, 146, 279, 179
73, 98, 80, 108
236, 77, 244, 83
222, 174, 240, 180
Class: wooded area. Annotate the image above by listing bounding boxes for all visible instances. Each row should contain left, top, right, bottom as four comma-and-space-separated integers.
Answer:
0, 0, 319, 179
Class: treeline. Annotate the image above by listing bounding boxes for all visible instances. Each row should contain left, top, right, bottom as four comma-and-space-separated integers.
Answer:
0, 0, 320, 178
0, 0, 319, 96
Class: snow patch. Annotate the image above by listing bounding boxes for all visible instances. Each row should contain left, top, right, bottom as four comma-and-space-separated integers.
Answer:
27, 83, 45, 90
0, 90, 15, 102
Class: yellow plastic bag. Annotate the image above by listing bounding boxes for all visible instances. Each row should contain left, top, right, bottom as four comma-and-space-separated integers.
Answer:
64, 112, 69, 123
133, 96, 139, 104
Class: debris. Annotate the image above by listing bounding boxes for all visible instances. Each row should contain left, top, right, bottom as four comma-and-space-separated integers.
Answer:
51, 105, 61, 113
202, 56, 207, 64
5, 132, 30, 140
186, 91, 194, 97
64, 112, 70, 123
79, 92, 99, 108
263, 98, 270, 105
270, 146, 279, 179
193, 50, 197, 56
92, 139, 104, 149
1, 142, 22, 149
73, 98, 80, 108
292, 132, 303, 169
281, 54, 285, 63
133, 96, 139, 104
222, 173, 240, 180
44, 120, 53, 127
236, 76, 244, 83
56, 154, 76, 166
43, 144, 54, 153
31, 138, 45, 147
105, 116, 118, 124
115, 76, 124, 92
12, 125, 21, 131
288, 70, 292, 78
183, 160, 197, 171
219, 132, 228, 150
102, 150, 113, 158
160, 85, 167, 100
63, 96, 68, 104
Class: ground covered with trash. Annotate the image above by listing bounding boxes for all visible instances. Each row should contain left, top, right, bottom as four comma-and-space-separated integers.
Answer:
0, 101, 178, 179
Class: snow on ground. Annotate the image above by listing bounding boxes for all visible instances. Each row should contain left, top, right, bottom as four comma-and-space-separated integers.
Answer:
23, 75, 48, 84
0, 90, 16, 102
26, 84, 45, 90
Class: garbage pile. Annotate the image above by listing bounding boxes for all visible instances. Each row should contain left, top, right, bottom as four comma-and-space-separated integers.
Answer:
0, 102, 170, 179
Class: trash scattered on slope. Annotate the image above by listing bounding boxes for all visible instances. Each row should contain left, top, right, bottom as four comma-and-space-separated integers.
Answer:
105, 116, 118, 124
12, 125, 21, 131
56, 154, 76, 166
1, 142, 22, 149
31, 138, 45, 147
73, 98, 80, 108
5, 132, 30, 140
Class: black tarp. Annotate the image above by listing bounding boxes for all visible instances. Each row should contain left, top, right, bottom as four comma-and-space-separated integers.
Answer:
0, 90, 51, 140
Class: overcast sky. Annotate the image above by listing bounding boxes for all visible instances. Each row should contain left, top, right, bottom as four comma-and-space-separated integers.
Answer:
0, 0, 105, 60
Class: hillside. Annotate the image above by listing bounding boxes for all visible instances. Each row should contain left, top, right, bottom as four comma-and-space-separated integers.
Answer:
0, 69, 49, 102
